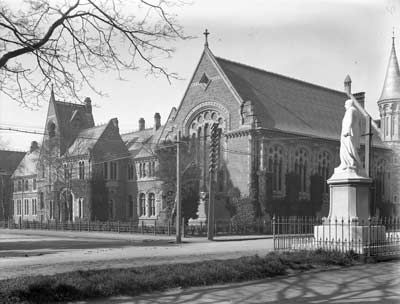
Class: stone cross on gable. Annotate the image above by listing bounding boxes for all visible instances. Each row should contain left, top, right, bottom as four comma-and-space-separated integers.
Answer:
203, 29, 210, 47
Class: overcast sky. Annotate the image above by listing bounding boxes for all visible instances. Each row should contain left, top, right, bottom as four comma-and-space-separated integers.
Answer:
0, 0, 399, 150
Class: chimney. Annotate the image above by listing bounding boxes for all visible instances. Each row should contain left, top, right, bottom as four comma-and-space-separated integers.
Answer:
344, 75, 352, 94
354, 92, 365, 108
154, 113, 161, 131
111, 118, 119, 130
30, 141, 38, 152
84, 97, 92, 113
139, 118, 145, 131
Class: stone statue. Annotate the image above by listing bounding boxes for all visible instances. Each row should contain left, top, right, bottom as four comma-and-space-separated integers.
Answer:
339, 99, 362, 170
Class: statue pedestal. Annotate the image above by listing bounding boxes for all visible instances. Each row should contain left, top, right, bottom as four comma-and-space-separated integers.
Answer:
188, 192, 208, 226
314, 168, 386, 253
326, 168, 372, 222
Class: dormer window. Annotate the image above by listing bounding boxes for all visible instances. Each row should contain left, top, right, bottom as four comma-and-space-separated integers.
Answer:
199, 73, 211, 89
48, 121, 56, 138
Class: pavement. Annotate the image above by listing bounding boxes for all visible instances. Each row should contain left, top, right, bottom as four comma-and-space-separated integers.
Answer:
77, 260, 400, 304
0, 229, 274, 280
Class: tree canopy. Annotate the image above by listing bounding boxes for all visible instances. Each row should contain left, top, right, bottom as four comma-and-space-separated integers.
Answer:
0, 0, 188, 107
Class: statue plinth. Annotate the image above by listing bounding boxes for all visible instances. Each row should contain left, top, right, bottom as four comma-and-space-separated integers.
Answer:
314, 167, 385, 254
326, 167, 372, 222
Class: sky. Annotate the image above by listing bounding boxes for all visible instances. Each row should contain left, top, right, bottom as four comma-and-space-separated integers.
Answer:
0, 0, 399, 151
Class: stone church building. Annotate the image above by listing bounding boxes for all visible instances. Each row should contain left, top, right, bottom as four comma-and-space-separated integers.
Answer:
10, 34, 400, 224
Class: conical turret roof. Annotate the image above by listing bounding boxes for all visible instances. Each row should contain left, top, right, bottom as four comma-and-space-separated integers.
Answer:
379, 37, 400, 102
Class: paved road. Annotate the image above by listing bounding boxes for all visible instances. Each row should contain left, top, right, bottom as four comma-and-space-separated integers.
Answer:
80, 261, 400, 304
0, 229, 273, 279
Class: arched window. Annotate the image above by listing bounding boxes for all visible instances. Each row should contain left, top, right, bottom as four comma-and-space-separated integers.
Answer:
318, 151, 332, 194
139, 193, 146, 216
294, 148, 308, 193
78, 198, 83, 218
149, 193, 156, 216
40, 192, 44, 209
268, 145, 283, 192
78, 161, 85, 179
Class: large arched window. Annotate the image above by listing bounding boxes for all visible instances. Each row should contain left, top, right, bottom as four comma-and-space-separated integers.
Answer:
149, 193, 155, 216
318, 151, 332, 194
268, 145, 283, 192
294, 148, 308, 192
139, 193, 146, 216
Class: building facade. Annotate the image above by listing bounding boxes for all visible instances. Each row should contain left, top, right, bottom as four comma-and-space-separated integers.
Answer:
9, 35, 400, 223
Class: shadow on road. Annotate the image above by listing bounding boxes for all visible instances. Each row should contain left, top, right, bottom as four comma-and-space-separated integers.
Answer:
79, 261, 400, 304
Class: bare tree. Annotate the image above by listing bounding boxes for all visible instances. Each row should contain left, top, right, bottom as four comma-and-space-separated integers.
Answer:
0, 0, 189, 107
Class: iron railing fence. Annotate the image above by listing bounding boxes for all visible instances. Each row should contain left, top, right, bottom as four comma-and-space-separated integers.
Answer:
273, 216, 400, 257
0, 218, 273, 237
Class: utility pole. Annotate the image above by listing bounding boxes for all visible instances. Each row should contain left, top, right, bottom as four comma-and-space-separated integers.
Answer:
176, 130, 182, 243
208, 123, 220, 240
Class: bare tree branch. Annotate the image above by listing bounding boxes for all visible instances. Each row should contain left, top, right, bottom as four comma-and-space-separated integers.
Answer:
0, 0, 190, 107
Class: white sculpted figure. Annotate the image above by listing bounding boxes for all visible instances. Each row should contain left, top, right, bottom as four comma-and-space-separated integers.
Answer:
339, 99, 362, 170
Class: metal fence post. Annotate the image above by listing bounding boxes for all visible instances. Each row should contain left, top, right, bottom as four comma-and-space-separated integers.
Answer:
272, 215, 276, 250
367, 216, 371, 257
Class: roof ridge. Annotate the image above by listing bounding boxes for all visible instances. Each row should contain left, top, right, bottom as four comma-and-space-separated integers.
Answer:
121, 126, 157, 135
215, 56, 347, 96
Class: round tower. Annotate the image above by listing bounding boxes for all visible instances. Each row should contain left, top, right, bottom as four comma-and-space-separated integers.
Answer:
378, 35, 400, 142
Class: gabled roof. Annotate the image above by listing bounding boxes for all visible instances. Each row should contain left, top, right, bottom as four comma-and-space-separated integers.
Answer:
379, 38, 400, 103
66, 124, 108, 156
215, 56, 350, 141
12, 149, 40, 178
0, 150, 25, 175
53, 101, 94, 134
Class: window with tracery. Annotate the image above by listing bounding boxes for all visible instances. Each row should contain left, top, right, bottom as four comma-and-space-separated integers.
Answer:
294, 148, 308, 192
318, 151, 331, 194
268, 145, 283, 192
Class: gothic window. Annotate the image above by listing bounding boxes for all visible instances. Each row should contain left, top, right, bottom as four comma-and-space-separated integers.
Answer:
142, 162, 146, 177
109, 162, 117, 180
78, 161, 85, 180
40, 192, 44, 209
294, 148, 308, 193
139, 193, 146, 216
17, 180, 22, 192
152, 161, 156, 177
268, 145, 283, 192
33, 178, 36, 190
24, 199, 29, 215
32, 199, 37, 216
318, 151, 332, 194
128, 164, 134, 180
24, 179, 29, 191
103, 162, 108, 179
17, 200, 21, 215
149, 193, 155, 216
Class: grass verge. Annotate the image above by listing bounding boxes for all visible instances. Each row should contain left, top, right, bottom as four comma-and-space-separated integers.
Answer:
0, 249, 361, 303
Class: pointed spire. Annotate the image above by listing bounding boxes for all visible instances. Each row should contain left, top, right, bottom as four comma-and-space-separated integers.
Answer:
344, 74, 352, 94
379, 32, 400, 102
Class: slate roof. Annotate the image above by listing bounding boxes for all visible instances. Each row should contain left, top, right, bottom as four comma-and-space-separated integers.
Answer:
12, 149, 40, 178
66, 124, 108, 156
216, 56, 385, 147
0, 150, 25, 174
121, 126, 164, 158
53, 101, 94, 135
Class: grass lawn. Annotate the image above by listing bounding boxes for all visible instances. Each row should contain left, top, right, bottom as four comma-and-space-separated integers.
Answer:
0, 250, 363, 304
